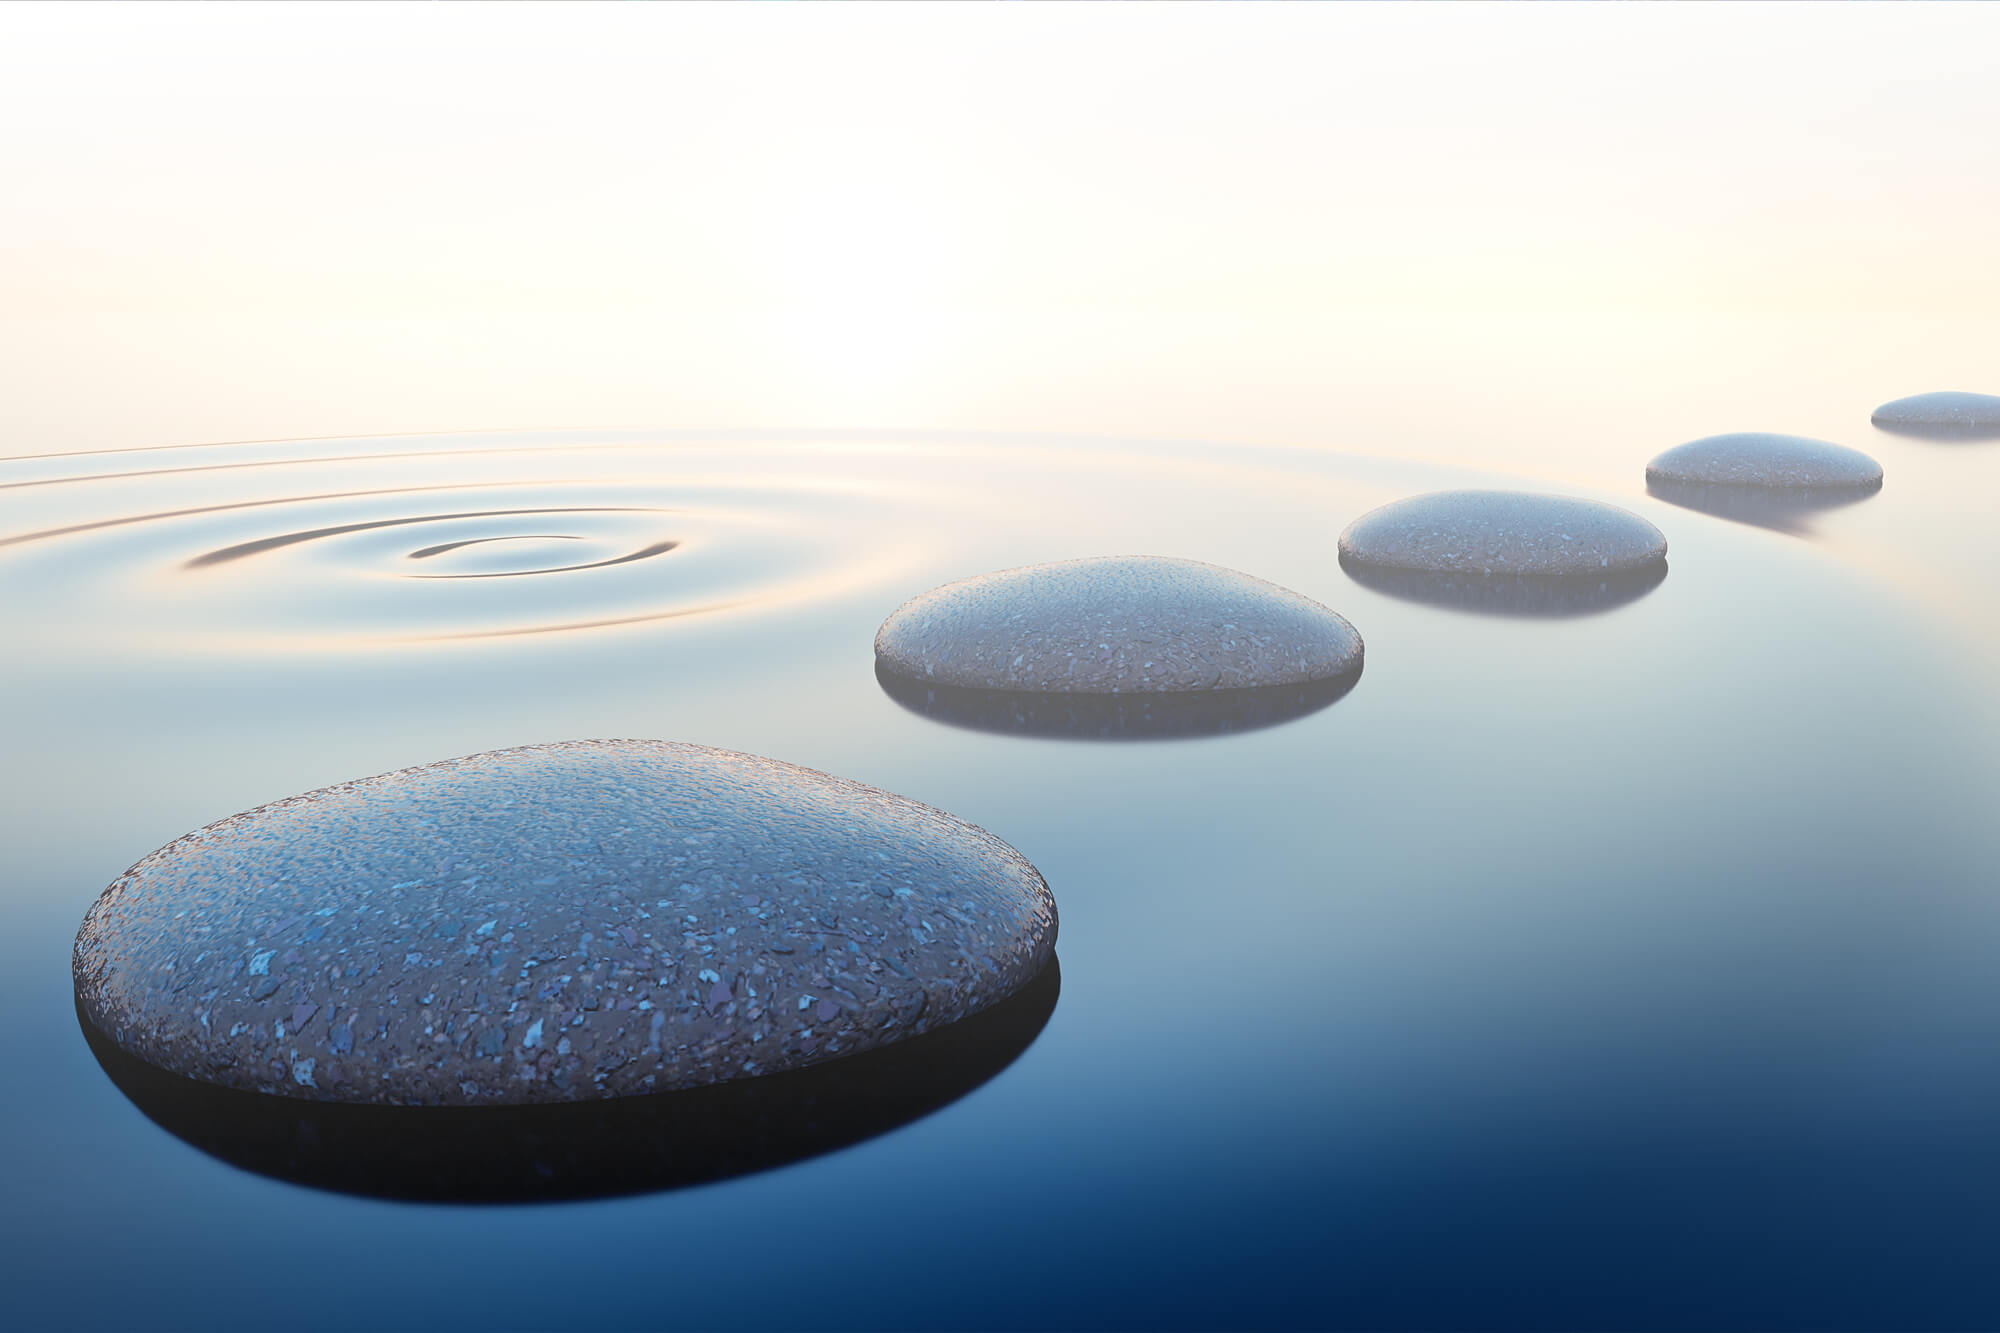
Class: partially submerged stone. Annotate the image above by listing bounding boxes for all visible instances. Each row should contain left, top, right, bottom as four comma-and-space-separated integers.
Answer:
1337, 491, 1667, 578
1644, 434, 1882, 534
876, 660, 1358, 741
873, 557, 1363, 694
1871, 391, 2000, 429
74, 741, 1057, 1106
1646, 434, 1882, 491
80, 958, 1061, 1202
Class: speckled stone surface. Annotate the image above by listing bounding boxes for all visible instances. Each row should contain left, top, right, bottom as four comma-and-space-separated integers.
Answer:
874, 557, 1363, 693
1337, 491, 1667, 577
876, 660, 1358, 741
1646, 434, 1883, 491
74, 741, 1057, 1106
81, 960, 1061, 1202
1872, 391, 2000, 428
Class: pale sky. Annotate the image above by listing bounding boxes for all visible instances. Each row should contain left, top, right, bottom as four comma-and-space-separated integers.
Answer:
5, 1, 1998, 319
2, 2, 1997, 454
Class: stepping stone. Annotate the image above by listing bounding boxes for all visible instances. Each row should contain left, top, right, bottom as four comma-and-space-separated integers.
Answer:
873, 557, 1363, 695
1645, 433, 1883, 533
73, 741, 1057, 1106
1872, 391, 2000, 430
1338, 490, 1666, 578
1646, 433, 1882, 491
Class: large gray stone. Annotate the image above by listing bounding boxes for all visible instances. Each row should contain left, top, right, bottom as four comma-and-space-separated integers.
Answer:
1646, 433, 1882, 491
74, 741, 1057, 1106
1337, 491, 1667, 577
873, 556, 1363, 694
1871, 391, 2000, 428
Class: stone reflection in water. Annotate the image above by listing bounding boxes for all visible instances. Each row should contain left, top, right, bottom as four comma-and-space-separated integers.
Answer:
876, 659, 1360, 741
1337, 557, 1668, 618
1643, 475, 1879, 534
79, 958, 1060, 1203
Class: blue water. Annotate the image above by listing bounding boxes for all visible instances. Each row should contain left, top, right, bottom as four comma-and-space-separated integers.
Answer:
6, 428, 2000, 1328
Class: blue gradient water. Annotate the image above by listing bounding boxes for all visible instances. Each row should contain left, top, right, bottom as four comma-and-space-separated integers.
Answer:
6, 423, 2000, 1328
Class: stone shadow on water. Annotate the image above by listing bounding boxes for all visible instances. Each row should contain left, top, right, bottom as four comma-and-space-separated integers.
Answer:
79, 957, 1060, 1204
1645, 475, 1882, 536
876, 660, 1361, 741
1337, 551, 1667, 618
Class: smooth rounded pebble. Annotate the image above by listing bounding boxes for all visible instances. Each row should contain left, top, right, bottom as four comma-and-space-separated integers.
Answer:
1647, 434, 1882, 491
74, 741, 1058, 1106
1871, 392, 2000, 428
1337, 491, 1667, 578
873, 556, 1363, 694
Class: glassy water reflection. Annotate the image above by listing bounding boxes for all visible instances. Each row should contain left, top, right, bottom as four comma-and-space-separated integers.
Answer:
8, 426, 2000, 1329
1645, 474, 1883, 535
1871, 420, 2000, 444
1335, 553, 1670, 617
0, 432, 942, 647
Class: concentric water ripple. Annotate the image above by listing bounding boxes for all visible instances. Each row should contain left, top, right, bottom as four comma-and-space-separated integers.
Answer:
7, 426, 1955, 666
0, 432, 952, 651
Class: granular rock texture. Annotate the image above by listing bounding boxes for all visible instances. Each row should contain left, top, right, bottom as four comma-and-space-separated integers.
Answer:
873, 557, 1363, 694
73, 741, 1057, 1106
80, 960, 1061, 1202
1646, 434, 1882, 491
1337, 491, 1667, 578
1871, 392, 2000, 428
876, 660, 1358, 741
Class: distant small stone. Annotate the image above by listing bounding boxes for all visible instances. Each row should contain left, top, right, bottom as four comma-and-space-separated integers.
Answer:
1338, 491, 1666, 578
74, 741, 1057, 1106
1646, 434, 1882, 491
873, 557, 1362, 694
1872, 392, 2000, 428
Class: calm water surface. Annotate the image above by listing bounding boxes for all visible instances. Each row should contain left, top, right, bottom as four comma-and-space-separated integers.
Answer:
7, 415, 2000, 1328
